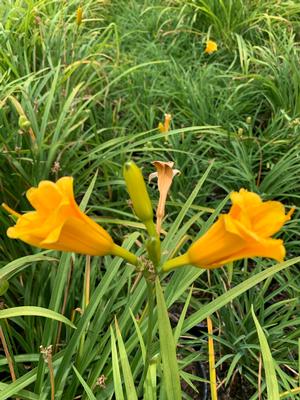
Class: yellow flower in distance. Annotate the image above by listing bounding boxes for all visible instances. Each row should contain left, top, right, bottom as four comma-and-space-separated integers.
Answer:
204, 40, 218, 55
76, 6, 83, 26
162, 189, 294, 272
158, 113, 172, 133
6, 177, 137, 264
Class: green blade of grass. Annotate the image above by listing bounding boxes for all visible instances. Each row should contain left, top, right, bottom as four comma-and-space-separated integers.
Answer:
79, 169, 98, 212
0, 383, 39, 400
0, 306, 76, 329
251, 305, 280, 400
155, 278, 181, 400
54, 232, 140, 396
35, 252, 73, 393
0, 354, 40, 366
280, 387, 300, 399
0, 354, 63, 399
174, 285, 193, 346
144, 360, 157, 400
115, 318, 138, 400
72, 365, 97, 400
162, 161, 214, 257
129, 309, 146, 363
0, 253, 56, 281
38, 63, 61, 147
183, 257, 300, 332
110, 325, 125, 400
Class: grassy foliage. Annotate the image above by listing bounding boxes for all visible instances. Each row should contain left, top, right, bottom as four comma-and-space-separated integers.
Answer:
1, 0, 300, 399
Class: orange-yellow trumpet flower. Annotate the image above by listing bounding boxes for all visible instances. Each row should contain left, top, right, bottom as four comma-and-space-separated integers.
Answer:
5, 177, 137, 265
162, 189, 294, 271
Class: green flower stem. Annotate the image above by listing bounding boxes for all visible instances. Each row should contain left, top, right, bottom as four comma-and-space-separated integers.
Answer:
111, 244, 139, 266
144, 219, 157, 237
162, 252, 190, 272
144, 220, 161, 268
138, 280, 155, 395
146, 237, 161, 270
77, 256, 91, 363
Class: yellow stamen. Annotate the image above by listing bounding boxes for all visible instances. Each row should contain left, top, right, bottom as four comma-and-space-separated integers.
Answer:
1, 203, 21, 218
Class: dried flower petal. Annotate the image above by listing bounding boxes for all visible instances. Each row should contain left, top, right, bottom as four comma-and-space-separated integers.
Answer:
149, 161, 180, 234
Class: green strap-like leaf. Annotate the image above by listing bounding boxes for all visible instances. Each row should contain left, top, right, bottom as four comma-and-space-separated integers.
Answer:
162, 161, 214, 257
79, 169, 98, 212
155, 279, 181, 400
115, 319, 138, 400
183, 257, 300, 333
174, 286, 193, 345
0, 306, 76, 329
0, 383, 39, 400
251, 305, 280, 400
72, 365, 97, 400
0, 253, 56, 281
111, 325, 125, 400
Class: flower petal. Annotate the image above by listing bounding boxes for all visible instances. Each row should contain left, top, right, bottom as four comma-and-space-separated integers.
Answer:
188, 216, 246, 268
217, 238, 285, 265
27, 181, 63, 214
45, 216, 113, 256
164, 189, 292, 271
230, 189, 262, 228
56, 176, 75, 203
230, 189, 292, 237
251, 201, 289, 237
7, 176, 115, 256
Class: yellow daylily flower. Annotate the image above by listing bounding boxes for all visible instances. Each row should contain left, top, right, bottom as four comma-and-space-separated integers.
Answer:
204, 40, 218, 55
162, 189, 294, 272
6, 177, 137, 264
158, 113, 172, 133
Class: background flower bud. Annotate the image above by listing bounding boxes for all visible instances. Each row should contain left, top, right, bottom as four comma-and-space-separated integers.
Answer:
18, 115, 31, 129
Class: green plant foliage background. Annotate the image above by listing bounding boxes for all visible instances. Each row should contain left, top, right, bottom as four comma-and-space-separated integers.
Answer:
1, 0, 300, 399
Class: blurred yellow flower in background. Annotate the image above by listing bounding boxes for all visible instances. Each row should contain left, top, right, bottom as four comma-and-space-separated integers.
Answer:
204, 40, 218, 55
76, 6, 83, 26
163, 189, 294, 271
158, 113, 172, 133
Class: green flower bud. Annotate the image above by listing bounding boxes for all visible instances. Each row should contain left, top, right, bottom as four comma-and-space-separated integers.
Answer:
123, 161, 153, 223
18, 115, 31, 129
